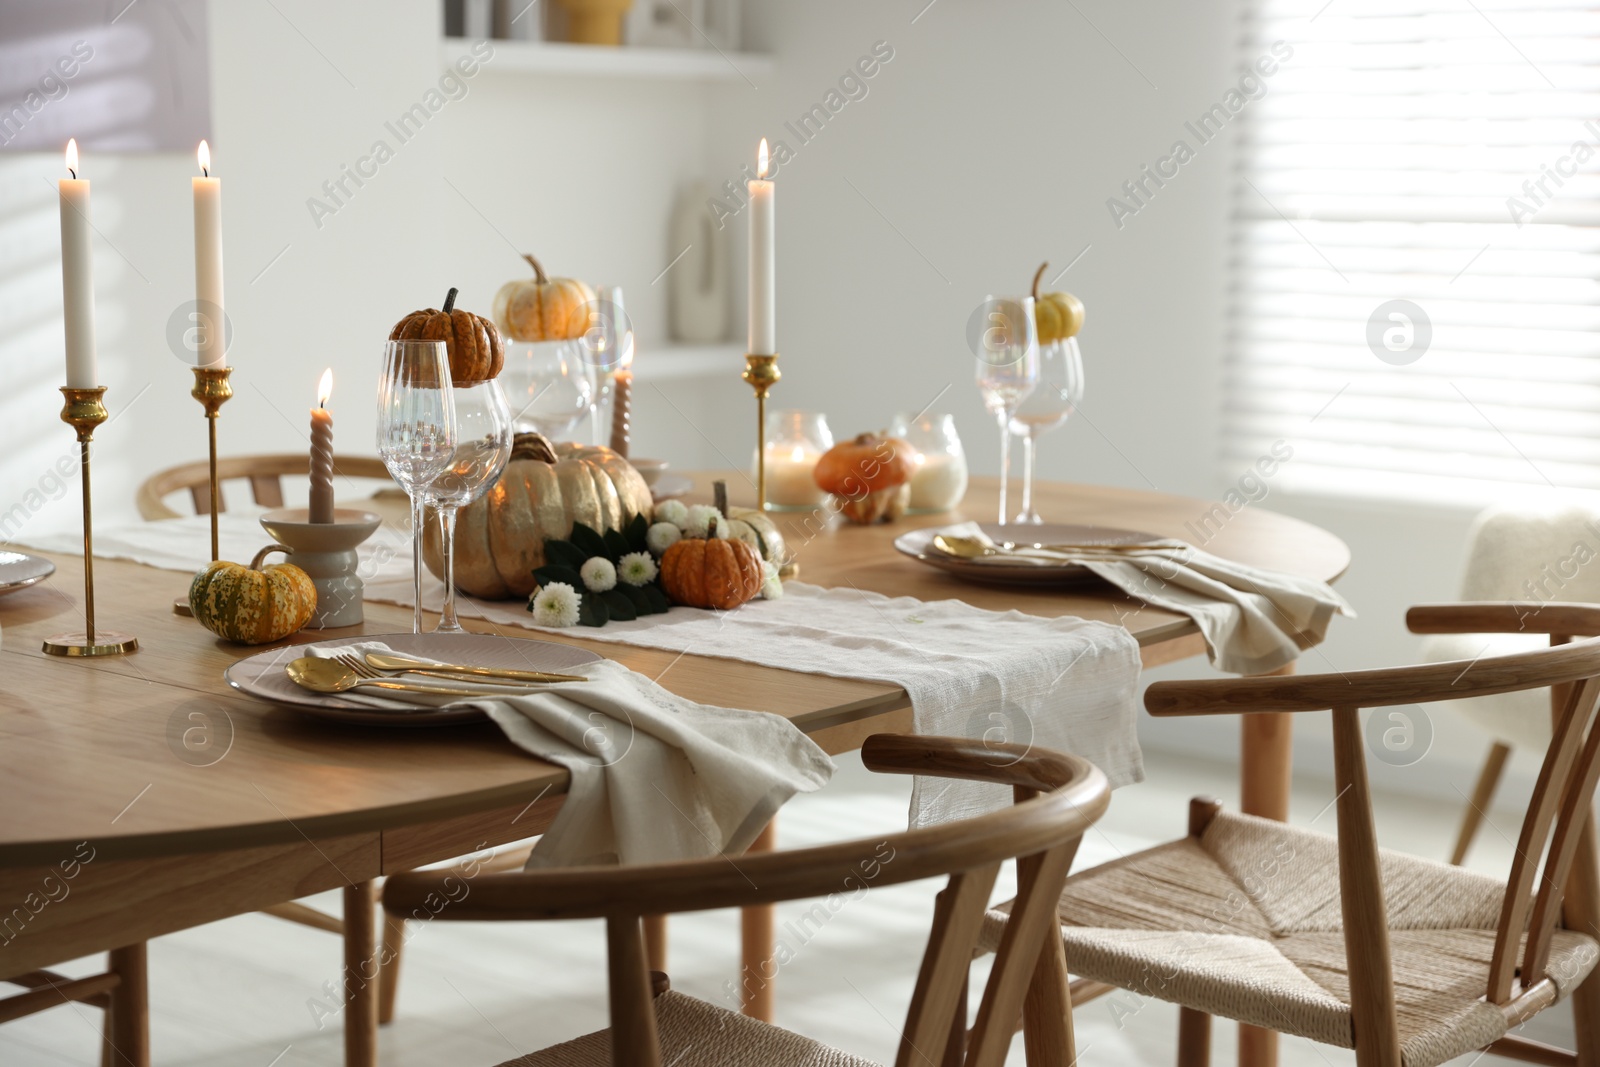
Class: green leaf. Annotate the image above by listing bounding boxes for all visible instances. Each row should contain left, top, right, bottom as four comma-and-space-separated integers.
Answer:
601, 589, 637, 621
577, 594, 609, 627
533, 564, 584, 590
543, 539, 588, 570
625, 513, 650, 553
638, 584, 671, 615
619, 583, 653, 613
568, 522, 608, 559
603, 528, 632, 561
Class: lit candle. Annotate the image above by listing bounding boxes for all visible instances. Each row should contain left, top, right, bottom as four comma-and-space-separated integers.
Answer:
608, 332, 634, 458
193, 140, 225, 367
765, 443, 824, 508
747, 138, 776, 356
907, 451, 969, 512
58, 139, 97, 390
309, 369, 334, 523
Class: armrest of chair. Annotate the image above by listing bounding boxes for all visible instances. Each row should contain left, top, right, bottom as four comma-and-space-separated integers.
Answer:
1406, 601, 1600, 638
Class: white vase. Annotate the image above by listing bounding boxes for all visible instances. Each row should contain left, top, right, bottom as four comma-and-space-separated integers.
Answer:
668, 180, 730, 343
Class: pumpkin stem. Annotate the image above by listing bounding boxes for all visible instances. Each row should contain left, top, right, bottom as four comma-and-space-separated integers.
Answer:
706, 514, 720, 540
509, 431, 559, 464
1032, 262, 1048, 300
522, 253, 549, 286
713, 480, 729, 516
250, 544, 293, 570
442, 287, 458, 315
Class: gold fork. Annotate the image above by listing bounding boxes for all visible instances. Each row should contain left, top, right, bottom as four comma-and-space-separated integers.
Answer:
333, 654, 544, 689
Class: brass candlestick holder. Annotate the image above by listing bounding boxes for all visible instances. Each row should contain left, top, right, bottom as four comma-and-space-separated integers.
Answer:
174, 365, 233, 616
42, 387, 138, 657
742, 354, 780, 511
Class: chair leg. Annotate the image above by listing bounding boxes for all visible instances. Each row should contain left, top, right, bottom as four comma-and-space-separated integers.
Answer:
644, 915, 669, 973
106, 944, 148, 1067
1451, 742, 1512, 865
1562, 816, 1600, 1065
378, 910, 405, 1026
1022, 933, 1075, 1067
1177, 1007, 1210, 1067
942, 972, 967, 1067
344, 881, 379, 1067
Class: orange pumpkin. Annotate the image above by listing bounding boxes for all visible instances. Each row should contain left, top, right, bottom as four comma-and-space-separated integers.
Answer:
813, 432, 916, 525
390, 287, 505, 385
659, 520, 764, 609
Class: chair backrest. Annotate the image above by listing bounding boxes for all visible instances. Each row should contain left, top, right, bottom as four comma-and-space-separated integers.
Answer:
136, 454, 394, 520
383, 733, 1111, 1067
1458, 502, 1600, 604
1147, 603, 1600, 1064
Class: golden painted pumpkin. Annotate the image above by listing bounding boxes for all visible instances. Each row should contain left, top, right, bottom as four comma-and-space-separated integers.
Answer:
423, 432, 653, 600
813, 432, 916, 525
492, 254, 596, 342
390, 287, 505, 384
189, 545, 317, 645
1030, 262, 1085, 345
659, 520, 764, 610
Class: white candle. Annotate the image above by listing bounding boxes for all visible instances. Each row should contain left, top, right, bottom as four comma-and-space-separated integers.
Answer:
58, 139, 97, 390
908, 451, 970, 512
309, 369, 335, 524
193, 140, 226, 367
764, 443, 824, 507
747, 138, 776, 356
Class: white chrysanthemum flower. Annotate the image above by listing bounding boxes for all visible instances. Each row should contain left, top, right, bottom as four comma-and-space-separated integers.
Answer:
530, 582, 581, 627
618, 551, 657, 587
646, 522, 682, 556
761, 560, 783, 600
655, 499, 690, 529
684, 504, 727, 539
580, 557, 617, 592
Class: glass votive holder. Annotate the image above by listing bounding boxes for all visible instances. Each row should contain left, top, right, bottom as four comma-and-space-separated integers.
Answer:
888, 412, 969, 513
756, 410, 833, 511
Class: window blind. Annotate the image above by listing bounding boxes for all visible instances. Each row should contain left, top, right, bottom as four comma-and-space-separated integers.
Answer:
1228, 0, 1600, 502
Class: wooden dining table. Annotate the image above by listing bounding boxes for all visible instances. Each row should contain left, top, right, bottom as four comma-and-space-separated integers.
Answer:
0, 474, 1349, 1067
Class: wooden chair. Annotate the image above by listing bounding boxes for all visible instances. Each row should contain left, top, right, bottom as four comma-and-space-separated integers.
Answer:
381, 733, 1111, 1067
135, 454, 394, 520
1, 945, 147, 1066
979, 602, 1600, 1067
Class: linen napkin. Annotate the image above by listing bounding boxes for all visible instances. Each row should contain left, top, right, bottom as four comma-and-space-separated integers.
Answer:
306, 643, 835, 867
938, 523, 1353, 676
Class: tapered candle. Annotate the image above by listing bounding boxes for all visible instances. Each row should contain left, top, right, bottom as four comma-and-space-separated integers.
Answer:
193, 140, 225, 367
309, 369, 334, 523
609, 333, 634, 458
58, 139, 97, 389
747, 138, 775, 356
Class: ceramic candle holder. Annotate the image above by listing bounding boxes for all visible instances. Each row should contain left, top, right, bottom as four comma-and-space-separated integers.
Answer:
258, 508, 381, 629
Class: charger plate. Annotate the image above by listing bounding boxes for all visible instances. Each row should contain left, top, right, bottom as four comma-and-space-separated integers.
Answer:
893, 522, 1161, 587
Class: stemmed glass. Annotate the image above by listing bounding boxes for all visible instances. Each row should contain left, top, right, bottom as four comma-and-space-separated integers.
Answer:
501, 341, 594, 439
377, 340, 457, 634
973, 295, 1040, 525
582, 286, 628, 445
1008, 337, 1085, 524
423, 379, 513, 633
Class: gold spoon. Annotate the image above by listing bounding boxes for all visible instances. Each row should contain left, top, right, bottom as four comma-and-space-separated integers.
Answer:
363, 652, 586, 683
931, 533, 1162, 560
285, 657, 539, 698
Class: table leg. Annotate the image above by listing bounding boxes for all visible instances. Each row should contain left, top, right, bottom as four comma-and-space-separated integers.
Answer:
344, 881, 379, 1067
106, 943, 148, 1067
1239, 663, 1295, 1067
740, 819, 778, 1021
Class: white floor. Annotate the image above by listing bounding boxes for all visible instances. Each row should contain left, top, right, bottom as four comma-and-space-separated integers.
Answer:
0, 747, 1578, 1067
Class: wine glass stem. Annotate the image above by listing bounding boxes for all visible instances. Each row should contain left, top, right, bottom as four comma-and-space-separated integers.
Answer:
1019, 432, 1036, 523
997, 410, 1012, 526
436, 505, 462, 634
409, 493, 427, 635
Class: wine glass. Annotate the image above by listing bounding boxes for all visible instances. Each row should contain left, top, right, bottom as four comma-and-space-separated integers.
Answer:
581, 286, 629, 445
377, 340, 457, 634
973, 295, 1039, 525
501, 340, 594, 440
1008, 337, 1085, 524
423, 379, 513, 633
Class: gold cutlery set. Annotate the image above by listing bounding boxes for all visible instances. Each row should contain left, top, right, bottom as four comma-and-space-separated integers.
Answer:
285, 652, 584, 698
929, 533, 1165, 560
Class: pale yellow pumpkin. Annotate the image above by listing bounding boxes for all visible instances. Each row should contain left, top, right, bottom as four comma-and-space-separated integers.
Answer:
492, 254, 596, 342
1030, 261, 1085, 345
423, 432, 653, 599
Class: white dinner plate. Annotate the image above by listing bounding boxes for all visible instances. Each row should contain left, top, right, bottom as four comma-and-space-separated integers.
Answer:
0, 551, 55, 597
224, 632, 603, 727
893, 523, 1162, 587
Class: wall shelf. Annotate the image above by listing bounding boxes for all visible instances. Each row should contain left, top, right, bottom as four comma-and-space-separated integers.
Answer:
632, 342, 744, 383
442, 38, 773, 82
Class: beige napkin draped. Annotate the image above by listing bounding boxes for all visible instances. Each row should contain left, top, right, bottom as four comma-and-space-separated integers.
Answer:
939, 523, 1353, 675
309, 643, 835, 867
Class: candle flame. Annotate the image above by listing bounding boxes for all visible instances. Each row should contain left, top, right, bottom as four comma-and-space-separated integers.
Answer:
789, 445, 805, 463
758, 138, 769, 179
197, 139, 211, 177
317, 368, 333, 407
64, 138, 78, 179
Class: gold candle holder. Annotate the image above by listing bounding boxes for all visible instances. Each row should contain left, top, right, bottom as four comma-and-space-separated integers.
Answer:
174, 365, 233, 616
742, 354, 780, 511
42, 387, 138, 657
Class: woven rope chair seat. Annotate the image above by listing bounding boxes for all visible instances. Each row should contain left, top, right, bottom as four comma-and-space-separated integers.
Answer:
980, 810, 1600, 1067
500, 990, 882, 1067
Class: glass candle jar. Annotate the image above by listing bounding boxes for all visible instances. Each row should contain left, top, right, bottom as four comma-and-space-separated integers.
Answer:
757, 410, 834, 511
889, 412, 969, 513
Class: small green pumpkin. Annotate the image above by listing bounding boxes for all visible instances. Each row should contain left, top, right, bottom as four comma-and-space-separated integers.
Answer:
189, 544, 317, 644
